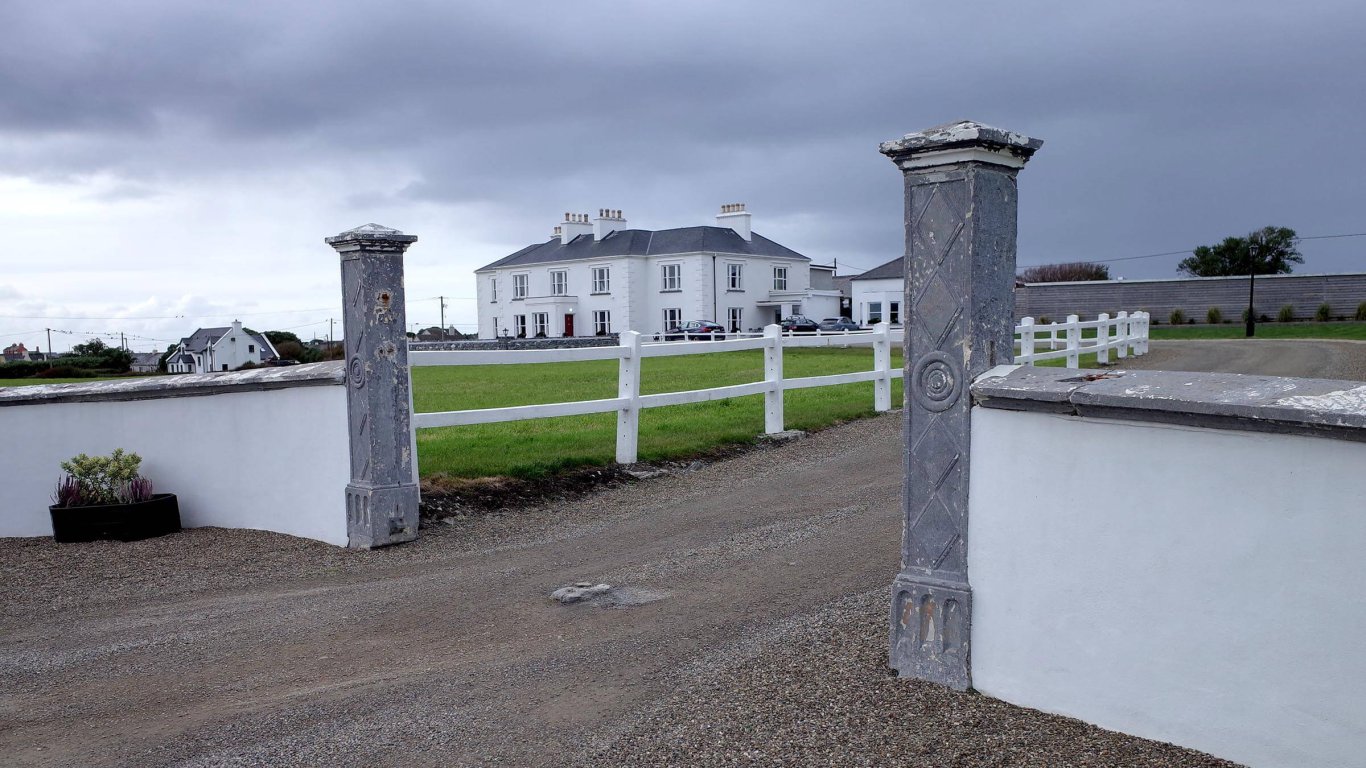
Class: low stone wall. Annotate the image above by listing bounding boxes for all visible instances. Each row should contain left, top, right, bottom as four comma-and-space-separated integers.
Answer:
0, 363, 351, 545
1015, 271, 1366, 322
411, 335, 619, 351
965, 366, 1366, 768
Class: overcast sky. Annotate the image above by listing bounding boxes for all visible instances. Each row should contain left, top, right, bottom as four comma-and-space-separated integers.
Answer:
2, 0, 1363, 352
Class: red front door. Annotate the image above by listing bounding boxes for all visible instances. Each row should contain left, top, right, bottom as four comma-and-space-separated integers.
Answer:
564, 314, 574, 336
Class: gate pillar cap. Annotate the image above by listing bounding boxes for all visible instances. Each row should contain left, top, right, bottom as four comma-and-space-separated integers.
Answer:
880, 120, 1043, 170
326, 223, 418, 253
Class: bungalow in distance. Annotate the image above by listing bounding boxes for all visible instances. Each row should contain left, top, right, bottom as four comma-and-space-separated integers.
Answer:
473, 204, 842, 339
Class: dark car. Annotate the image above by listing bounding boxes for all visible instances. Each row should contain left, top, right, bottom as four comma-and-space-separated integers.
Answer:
779, 315, 820, 333
818, 317, 861, 331
265, 358, 301, 366
664, 320, 726, 341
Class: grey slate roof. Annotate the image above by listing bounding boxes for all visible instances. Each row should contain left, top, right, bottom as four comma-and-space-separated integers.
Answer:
477, 226, 809, 271
850, 257, 904, 281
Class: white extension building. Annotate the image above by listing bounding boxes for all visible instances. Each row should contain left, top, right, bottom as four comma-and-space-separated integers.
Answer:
848, 256, 906, 328
166, 321, 279, 374
474, 205, 841, 338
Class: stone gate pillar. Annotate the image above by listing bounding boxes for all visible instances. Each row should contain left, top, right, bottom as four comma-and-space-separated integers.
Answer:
326, 223, 421, 549
880, 122, 1042, 689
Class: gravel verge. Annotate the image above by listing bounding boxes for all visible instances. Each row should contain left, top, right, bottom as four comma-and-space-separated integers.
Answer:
589, 590, 1240, 767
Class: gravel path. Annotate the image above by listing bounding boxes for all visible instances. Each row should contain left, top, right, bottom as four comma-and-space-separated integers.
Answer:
1, 413, 1235, 767
1113, 338, 1366, 381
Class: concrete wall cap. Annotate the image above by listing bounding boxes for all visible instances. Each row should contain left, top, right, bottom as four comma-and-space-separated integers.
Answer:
880, 120, 1043, 159
972, 366, 1366, 440
0, 361, 345, 407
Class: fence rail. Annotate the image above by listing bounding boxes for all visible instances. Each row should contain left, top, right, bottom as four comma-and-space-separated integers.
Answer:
411, 323, 899, 464
1015, 311, 1150, 367
410, 312, 1149, 464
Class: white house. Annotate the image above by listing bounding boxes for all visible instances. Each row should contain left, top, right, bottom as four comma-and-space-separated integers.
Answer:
474, 204, 841, 338
166, 321, 279, 373
848, 256, 905, 327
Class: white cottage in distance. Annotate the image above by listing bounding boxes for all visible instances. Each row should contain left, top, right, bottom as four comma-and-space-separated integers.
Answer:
474, 204, 841, 338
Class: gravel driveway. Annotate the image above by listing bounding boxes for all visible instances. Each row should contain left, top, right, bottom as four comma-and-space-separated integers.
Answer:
1, 413, 1235, 767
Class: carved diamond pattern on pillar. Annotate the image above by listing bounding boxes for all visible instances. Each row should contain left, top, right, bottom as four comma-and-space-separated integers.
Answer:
883, 120, 1041, 691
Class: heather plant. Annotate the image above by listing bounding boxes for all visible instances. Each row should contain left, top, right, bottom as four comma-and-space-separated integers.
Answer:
53, 449, 154, 507
1278, 304, 1296, 323
1207, 307, 1223, 324
1169, 308, 1187, 325
1315, 302, 1332, 322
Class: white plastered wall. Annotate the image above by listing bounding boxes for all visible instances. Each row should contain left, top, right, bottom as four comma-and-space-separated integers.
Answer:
968, 407, 1366, 768
0, 385, 350, 545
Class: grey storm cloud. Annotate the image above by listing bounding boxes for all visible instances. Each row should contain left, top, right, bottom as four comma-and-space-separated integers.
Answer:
2, 0, 1364, 276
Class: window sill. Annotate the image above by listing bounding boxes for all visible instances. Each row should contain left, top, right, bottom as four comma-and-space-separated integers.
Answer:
659, 289, 682, 293
511, 297, 525, 301
589, 292, 611, 296
725, 289, 745, 293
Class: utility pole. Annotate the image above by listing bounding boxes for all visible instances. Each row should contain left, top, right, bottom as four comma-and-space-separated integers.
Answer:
1245, 240, 1258, 338
46, 328, 52, 358
328, 317, 334, 347
439, 296, 447, 341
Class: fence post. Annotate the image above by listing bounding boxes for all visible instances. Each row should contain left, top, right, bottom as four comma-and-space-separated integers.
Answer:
1019, 317, 1035, 365
764, 323, 784, 433
873, 321, 891, 411
326, 223, 421, 550
1065, 314, 1081, 368
1115, 310, 1129, 359
1095, 313, 1110, 365
1137, 312, 1149, 355
616, 330, 641, 464
881, 120, 1042, 690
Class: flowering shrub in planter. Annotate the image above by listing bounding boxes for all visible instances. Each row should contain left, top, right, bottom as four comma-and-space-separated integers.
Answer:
50, 449, 180, 543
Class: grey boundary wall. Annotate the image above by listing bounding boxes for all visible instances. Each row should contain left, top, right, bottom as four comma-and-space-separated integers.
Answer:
1016, 271, 1366, 322
410, 335, 619, 352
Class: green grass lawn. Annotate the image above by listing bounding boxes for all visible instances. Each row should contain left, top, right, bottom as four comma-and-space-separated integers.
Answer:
1149, 321, 1366, 341
0, 376, 146, 387
414, 347, 903, 479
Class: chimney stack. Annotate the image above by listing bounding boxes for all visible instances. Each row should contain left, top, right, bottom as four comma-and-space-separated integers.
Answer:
594, 208, 627, 241
717, 202, 752, 241
559, 212, 593, 244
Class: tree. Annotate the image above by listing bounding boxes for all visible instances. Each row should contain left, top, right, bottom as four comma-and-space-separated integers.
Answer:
1178, 226, 1302, 277
263, 330, 302, 347
71, 338, 108, 356
1020, 262, 1110, 283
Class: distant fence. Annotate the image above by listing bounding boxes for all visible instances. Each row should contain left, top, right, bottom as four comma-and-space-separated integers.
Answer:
1016, 271, 1366, 323
1016, 311, 1150, 367
411, 323, 899, 464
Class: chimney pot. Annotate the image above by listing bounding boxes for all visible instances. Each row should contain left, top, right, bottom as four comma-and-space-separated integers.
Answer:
716, 202, 753, 241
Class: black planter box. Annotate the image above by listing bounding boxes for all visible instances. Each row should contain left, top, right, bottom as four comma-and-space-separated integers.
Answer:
49, 493, 181, 543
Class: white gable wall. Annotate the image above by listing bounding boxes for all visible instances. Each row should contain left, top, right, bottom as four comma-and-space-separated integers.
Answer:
850, 277, 905, 327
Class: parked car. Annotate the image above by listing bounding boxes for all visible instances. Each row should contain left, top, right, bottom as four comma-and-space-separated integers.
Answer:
779, 316, 820, 333
818, 317, 861, 331
664, 320, 726, 341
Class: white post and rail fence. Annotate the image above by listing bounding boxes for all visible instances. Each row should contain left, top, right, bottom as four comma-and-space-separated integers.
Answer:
408, 312, 1148, 465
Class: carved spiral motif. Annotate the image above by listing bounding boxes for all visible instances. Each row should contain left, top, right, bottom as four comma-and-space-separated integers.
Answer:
348, 356, 366, 389
911, 351, 961, 412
